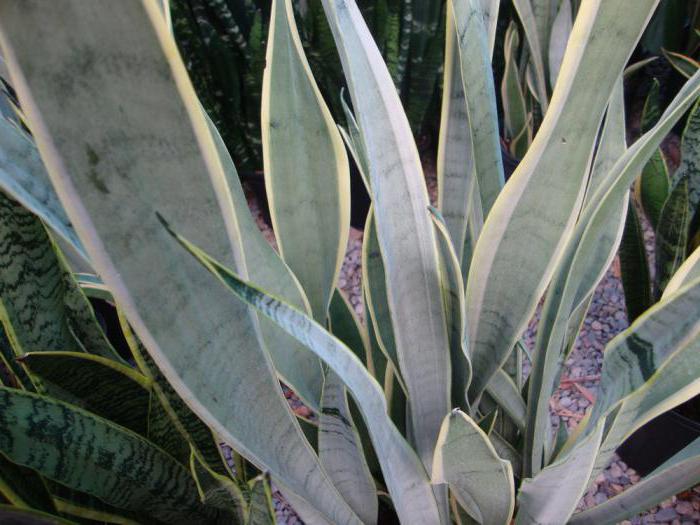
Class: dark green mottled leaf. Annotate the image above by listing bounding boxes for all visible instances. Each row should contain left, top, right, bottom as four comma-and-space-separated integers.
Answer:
655, 178, 690, 294
619, 201, 652, 321
0, 452, 55, 513
0, 387, 218, 524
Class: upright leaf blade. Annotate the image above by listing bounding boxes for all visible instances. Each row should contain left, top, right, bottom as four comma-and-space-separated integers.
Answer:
450, 0, 505, 215
262, 0, 350, 321
321, 0, 451, 471
466, 0, 658, 399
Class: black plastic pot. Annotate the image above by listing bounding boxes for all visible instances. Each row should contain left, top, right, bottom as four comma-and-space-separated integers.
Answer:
617, 404, 700, 476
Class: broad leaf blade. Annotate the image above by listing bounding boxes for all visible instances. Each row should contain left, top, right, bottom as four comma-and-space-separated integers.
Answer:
262, 0, 350, 321
0, 387, 218, 524
432, 410, 515, 525
0, 4, 359, 522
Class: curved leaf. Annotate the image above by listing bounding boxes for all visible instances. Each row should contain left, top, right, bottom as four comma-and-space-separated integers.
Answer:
0, 387, 218, 524
163, 223, 444, 525
321, 0, 451, 471
432, 410, 515, 525
466, 0, 658, 400
0, 3, 359, 522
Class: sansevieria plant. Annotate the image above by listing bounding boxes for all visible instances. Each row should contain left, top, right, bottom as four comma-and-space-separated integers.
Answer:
0, 0, 698, 524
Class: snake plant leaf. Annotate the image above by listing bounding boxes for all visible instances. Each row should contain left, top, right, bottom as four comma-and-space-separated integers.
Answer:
321, 0, 452, 472
429, 207, 472, 412
0, 452, 55, 513
637, 149, 670, 230
466, 0, 658, 401
207, 115, 323, 411
0, 116, 88, 267
663, 48, 700, 79
319, 370, 378, 525
437, 0, 476, 266
587, 276, 700, 437
0, 387, 220, 524
517, 420, 605, 524
484, 369, 526, 432
548, 0, 572, 89
19, 351, 151, 436
74, 273, 113, 302
0, 505, 76, 525
671, 99, 700, 217
361, 209, 403, 391
619, 200, 652, 322
479, 0, 500, 57
512, 0, 550, 111
164, 224, 443, 525
569, 438, 700, 525
432, 410, 515, 525
0, 325, 30, 390
655, 177, 690, 294
262, 0, 350, 322
47, 482, 146, 525
663, 245, 700, 297
118, 314, 236, 478
0, 192, 120, 364
450, 0, 505, 216
245, 475, 276, 525
189, 447, 245, 521
329, 290, 369, 365
0, 3, 359, 522
339, 92, 370, 192
524, 69, 700, 476
502, 22, 530, 159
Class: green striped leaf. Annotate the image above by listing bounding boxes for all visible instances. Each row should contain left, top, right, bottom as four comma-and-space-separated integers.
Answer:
321, 0, 452, 472
0, 387, 218, 524
189, 447, 245, 521
0, 3, 358, 522
466, 0, 657, 400
637, 149, 670, 230
329, 289, 369, 365
484, 369, 526, 432
655, 177, 690, 294
262, 0, 350, 321
671, 99, 700, 218
450, 0, 505, 215
0, 452, 55, 513
479, 0, 500, 57
19, 351, 151, 436
0, 192, 119, 364
619, 200, 652, 322
570, 438, 700, 525
163, 223, 443, 524
432, 410, 515, 525
0, 116, 88, 267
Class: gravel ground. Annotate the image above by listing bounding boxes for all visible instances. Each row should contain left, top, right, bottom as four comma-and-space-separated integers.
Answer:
243, 179, 700, 524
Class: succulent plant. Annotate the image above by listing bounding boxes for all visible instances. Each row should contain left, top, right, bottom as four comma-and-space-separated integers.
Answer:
0, 0, 698, 524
